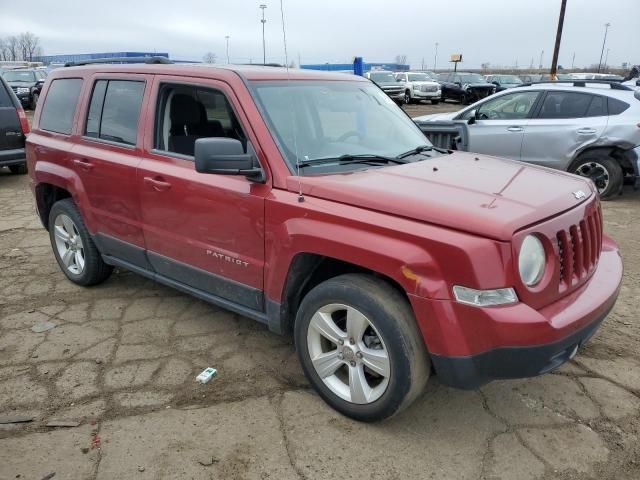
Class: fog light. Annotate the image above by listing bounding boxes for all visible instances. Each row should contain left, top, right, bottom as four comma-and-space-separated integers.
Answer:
453, 286, 518, 307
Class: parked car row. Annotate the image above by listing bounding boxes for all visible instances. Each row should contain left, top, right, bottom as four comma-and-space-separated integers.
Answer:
0, 68, 47, 110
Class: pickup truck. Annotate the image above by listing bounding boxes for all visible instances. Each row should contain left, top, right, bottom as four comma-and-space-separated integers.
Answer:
27, 63, 622, 421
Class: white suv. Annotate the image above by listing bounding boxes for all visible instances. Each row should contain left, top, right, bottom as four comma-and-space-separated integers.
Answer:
394, 72, 441, 105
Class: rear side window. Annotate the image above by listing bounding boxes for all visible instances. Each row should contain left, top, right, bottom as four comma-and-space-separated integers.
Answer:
607, 97, 630, 115
85, 80, 144, 145
40, 78, 83, 134
538, 92, 592, 119
0, 82, 12, 107
585, 95, 606, 117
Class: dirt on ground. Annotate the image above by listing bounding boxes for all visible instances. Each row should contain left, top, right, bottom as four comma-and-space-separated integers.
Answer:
0, 105, 638, 479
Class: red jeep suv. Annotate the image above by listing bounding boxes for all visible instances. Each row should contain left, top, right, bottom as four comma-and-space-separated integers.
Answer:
27, 63, 622, 421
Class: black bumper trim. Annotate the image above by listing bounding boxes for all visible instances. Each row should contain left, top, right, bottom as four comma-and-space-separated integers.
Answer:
0, 148, 26, 166
431, 307, 611, 389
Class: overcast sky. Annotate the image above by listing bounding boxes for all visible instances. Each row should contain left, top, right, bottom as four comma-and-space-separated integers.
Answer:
2, 0, 638, 69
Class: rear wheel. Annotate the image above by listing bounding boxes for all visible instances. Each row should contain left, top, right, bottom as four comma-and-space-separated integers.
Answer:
48, 199, 113, 286
8, 164, 27, 175
295, 274, 430, 422
570, 154, 623, 199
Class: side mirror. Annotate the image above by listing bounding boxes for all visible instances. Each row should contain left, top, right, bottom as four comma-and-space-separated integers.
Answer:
195, 138, 264, 182
636, 80, 640, 86
467, 109, 477, 125
397, 78, 404, 82
492, 81, 499, 86
455, 82, 462, 87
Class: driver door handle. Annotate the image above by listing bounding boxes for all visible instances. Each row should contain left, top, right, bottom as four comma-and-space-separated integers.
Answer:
143, 176, 172, 192
73, 158, 94, 171
577, 128, 597, 135
507, 126, 524, 132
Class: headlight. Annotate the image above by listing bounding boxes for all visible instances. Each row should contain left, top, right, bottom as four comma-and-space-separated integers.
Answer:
519, 235, 545, 286
453, 286, 518, 307
16, 87, 29, 94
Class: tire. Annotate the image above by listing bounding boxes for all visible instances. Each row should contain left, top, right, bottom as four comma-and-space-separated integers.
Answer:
570, 154, 623, 200
430, 99, 440, 105
48, 198, 113, 286
294, 274, 430, 422
404, 90, 412, 105
8, 164, 27, 175
31, 92, 39, 110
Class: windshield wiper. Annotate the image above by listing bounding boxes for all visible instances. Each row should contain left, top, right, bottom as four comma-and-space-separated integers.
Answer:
298, 154, 409, 168
396, 144, 448, 159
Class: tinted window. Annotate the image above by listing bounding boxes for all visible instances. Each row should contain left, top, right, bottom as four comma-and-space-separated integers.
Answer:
84, 80, 144, 145
538, 92, 592, 119
0, 81, 12, 107
85, 80, 108, 138
585, 95, 606, 117
608, 97, 630, 115
472, 91, 540, 120
40, 78, 83, 134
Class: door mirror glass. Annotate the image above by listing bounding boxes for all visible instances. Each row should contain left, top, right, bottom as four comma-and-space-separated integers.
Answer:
195, 138, 264, 181
467, 109, 477, 125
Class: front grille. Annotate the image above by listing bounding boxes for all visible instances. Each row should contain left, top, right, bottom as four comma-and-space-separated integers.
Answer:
556, 205, 602, 287
421, 85, 438, 92
383, 87, 403, 94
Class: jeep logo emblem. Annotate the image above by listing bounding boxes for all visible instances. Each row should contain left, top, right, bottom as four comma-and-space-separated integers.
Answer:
573, 190, 586, 200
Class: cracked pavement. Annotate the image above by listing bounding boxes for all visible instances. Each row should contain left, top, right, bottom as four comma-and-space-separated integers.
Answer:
1, 167, 639, 479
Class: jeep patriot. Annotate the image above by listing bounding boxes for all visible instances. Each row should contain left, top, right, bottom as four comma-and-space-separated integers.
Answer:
27, 63, 623, 421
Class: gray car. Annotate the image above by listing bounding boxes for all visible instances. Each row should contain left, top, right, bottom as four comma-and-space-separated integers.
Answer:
414, 82, 640, 198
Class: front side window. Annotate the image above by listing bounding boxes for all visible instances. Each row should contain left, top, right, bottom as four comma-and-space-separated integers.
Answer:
538, 92, 593, 119
465, 91, 540, 120
154, 84, 246, 157
84, 79, 144, 145
250, 80, 434, 173
458, 74, 486, 84
40, 78, 83, 134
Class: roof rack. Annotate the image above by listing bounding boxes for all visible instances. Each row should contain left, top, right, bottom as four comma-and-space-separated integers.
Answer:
64, 56, 173, 67
518, 80, 632, 91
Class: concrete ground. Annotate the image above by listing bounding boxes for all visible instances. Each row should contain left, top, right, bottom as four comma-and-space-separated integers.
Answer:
1, 105, 639, 479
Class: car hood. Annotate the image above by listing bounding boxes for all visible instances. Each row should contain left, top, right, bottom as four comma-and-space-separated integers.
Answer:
375, 82, 402, 88
413, 111, 459, 122
464, 83, 494, 89
286, 152, 594, 241
410, 81, 440, 87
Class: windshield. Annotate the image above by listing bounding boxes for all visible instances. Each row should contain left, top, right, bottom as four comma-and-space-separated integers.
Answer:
497, 75, 522, 84
368, 72, 396, 83
459, 74, 486, 83
407, 73, 433, 82
250, 81, 433, 173
3, 70, 36, 82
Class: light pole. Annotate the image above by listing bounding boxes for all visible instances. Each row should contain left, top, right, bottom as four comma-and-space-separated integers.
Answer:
597, 22, 610, 73
549, 0, 567, 80
604, 48, 610, 70
539, 49, 544, 70
433, 42, 438, 71
260, 4, 267, 65
225, 35, 230, 64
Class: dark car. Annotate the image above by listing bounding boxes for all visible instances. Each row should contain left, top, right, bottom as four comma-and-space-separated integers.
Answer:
0, 74, 30, 174
484, 74, 523, 92
437, 72, 495, 104
2, 68, 47, 110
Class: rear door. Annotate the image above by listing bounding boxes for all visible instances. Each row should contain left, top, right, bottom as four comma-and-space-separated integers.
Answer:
71, 74, 151, 264
520, 91, 608, 168
0, 78, 22, 151
463, 90, 541, 160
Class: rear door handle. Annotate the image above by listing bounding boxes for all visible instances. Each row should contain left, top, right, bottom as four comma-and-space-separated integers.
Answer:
73, 158, 94, 171
506, 126, 524, 132
577, 128, 597, 135
143, 176, 172, 192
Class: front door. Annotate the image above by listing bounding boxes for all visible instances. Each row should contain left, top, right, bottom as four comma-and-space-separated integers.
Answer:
465, 90, 541, 160
137, 76, 270, 311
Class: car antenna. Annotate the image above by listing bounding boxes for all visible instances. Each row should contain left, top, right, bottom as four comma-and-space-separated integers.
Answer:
279, 0, 304, 202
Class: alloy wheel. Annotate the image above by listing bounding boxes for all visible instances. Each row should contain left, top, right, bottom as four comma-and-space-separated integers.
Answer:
306, 303, 390, 404
574, 161, 610, 193
53, 214, 85, 275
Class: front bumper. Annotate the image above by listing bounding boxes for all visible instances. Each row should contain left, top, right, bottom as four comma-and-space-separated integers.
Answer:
409, 236, 622, 389
383, 90, 404, 100
413, 90, 441, 99
0, 148, 26, 167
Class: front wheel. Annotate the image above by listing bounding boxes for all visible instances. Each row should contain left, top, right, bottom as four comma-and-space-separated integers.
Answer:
295, 274, 430, 422
404, 91, 412, 105
31, 92, 39, 110
48, 199, 113, 286
570, 155, 623, 200
430, 99, 440, 105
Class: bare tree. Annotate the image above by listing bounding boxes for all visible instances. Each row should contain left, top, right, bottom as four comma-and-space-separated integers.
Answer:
202, 52, 217, 64
395, 54, 408, 65
6, 36, 20, 61
18, 32, 40, 61
0, 38, 7, 61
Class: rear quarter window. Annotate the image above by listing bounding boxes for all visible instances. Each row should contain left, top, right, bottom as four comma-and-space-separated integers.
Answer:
40, 78, 83, 134
0, 81, 13, 107
607, 97, 630, 115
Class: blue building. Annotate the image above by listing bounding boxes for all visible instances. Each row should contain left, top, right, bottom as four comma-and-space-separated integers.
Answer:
34, 51, 170, 65
301, 62, 410, 74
